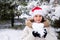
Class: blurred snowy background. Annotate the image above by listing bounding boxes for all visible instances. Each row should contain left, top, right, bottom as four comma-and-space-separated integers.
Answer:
0, 0, 60, 40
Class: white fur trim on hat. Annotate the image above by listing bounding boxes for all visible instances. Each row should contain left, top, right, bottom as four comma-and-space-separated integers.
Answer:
32, 10, 44, 17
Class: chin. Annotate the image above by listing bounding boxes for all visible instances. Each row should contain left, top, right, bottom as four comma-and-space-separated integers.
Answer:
36, 21, 41, 23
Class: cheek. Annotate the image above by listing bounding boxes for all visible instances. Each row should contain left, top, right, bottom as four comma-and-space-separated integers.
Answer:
38, 17, 42, 22
33, 17, 37, 21
39, 17, 42, 21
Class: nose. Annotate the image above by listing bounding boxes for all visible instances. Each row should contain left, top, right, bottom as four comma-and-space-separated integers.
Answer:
37, 16, 41, 19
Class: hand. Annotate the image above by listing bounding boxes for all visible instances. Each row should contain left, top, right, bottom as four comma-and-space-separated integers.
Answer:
32, 29, 47, 38
32, 31, 40, 38
43, 29, 47, 38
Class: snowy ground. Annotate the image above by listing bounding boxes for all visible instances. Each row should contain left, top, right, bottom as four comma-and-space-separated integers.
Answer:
0, 29, 22, 40
0, 28, 60, 40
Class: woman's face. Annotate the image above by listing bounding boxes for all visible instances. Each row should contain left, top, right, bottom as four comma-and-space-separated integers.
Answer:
33, 14, 42, 23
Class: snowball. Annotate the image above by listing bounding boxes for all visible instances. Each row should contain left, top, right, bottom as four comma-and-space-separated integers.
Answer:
32, 22, 45, 37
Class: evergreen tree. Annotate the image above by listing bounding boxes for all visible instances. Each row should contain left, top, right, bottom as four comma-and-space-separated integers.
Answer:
0, 2, 15, 27
52, 18, 60, 28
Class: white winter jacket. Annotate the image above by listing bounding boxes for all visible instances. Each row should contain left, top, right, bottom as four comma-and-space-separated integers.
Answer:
20, 26, 58, 40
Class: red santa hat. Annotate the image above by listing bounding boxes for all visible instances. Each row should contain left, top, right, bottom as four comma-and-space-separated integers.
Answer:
29, 6, 45, 18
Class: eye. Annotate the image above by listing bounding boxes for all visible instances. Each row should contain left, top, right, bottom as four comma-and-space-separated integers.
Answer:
39, 15, 42, 17
34, 15, 42, 17
35, 15, 38, 17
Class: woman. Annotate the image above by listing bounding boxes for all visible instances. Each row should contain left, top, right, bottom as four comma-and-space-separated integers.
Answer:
20, 6, 58, 40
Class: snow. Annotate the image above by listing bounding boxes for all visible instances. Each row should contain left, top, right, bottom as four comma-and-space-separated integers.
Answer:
17, 0, 60, 21
40, 5, 51, 15
19, 13, 30, 19
14, 22, 23, 25
49, 6, 60, 21
14, 13, 30, 19
27, 1, 36, 7
18, 5, 22, 10
51, 16, 59, 21
55, 28, 60, 32
26, 1, 41, 10
17, 5, 24, 11
54, 7, 60, 17
41, 5, 60, 21
0, 28, 59, 40
32, 23, 45, 37
14, 16, 19, 19
49, 0, 54, 4
0, 29, 22, 40
16, 0, 60, 21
